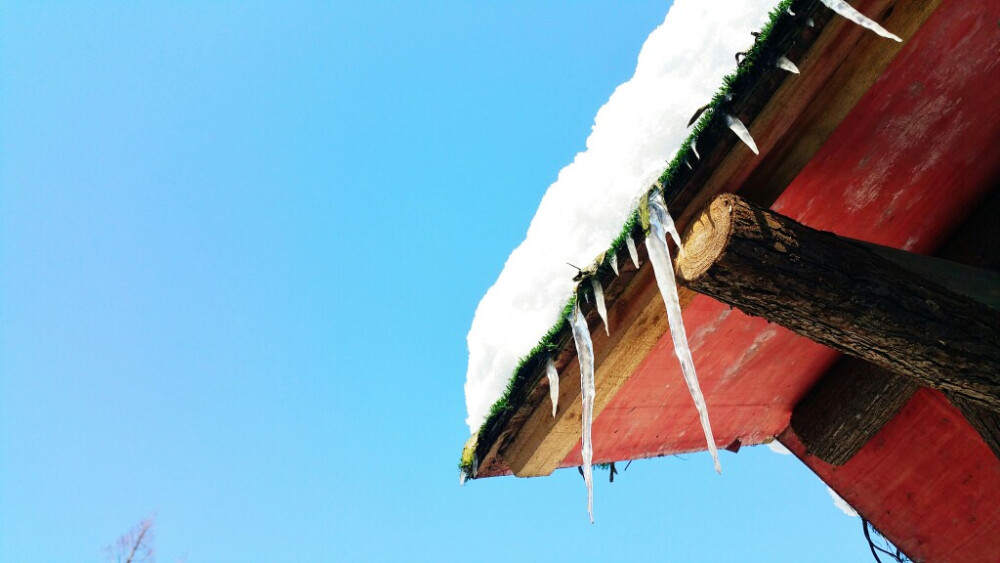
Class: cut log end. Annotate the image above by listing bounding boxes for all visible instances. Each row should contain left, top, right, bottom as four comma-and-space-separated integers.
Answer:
676, 193, 736, 282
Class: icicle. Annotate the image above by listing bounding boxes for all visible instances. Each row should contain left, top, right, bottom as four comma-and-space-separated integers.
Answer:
626, 236, 640, 269
806, 17, 815, 27
787, 7, 795, 16
691, 139, 700, 160
610, 253, 619, 276
685, 159, 693, 170
570, 302, 597, 522
776, 55, 800, 74
645, 190, 721, 473
546, 357, 559, 417
592, 278, 610, 336
724, 114, 759, 155
820, 0, 902, 41
459, 470, 467, 486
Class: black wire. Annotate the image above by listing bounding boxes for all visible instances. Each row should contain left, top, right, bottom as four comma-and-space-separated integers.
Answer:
862, 518, 884, 563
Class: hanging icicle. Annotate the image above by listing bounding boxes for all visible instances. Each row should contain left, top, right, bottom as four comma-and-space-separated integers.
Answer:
776, 55, 800, 74
626, 236, 640, 269
546, 357, 559, 417
610, 252, 619, 276
820, 0, 902, 41
644, 190, 721, 474
724, 114, 759, 155
570, 302, 597, 522
691, 139, 700, 160
592, 278, 610, 336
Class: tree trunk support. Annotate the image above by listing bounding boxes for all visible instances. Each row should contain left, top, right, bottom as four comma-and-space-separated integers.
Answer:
791, 359, 918, 465
676, 194, 1000, 414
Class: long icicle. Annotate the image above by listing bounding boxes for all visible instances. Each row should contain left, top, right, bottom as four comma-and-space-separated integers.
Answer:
610, 253, 619, 276
570, 302, 597, 522
645, 190, 721, 473
546, 357, 559, 417
820, 0, 902, 41
626, 236, 640, 269
724, 114, 759, 155
592, 278, 610, 336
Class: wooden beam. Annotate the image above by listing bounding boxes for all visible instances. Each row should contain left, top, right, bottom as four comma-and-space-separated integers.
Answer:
676, 194, 1000, 410
947, 393, 1000, 459
856, 241, 1000, 311
790, 190, 1000, 464
791, 360, 918, 465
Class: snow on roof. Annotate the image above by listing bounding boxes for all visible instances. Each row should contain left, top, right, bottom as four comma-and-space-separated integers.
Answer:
464, 0, 780, 433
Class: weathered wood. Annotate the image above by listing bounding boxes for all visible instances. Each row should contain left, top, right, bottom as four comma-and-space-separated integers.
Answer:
676, 194, 1000, 410
857, 241, 1000, 311
791, 359, 918, 465
947, 393, 1000, 459
790, 191, 1000, 464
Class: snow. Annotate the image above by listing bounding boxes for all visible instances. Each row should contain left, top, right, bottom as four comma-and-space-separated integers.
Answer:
464, 0, 779, 432
570, 302, 597, 522
820, 0, 902, 42
592, 278, 610, 336
766, 440, 792, 455
827, 486, 859, 517
546, 357, 559, 417
646, 190, 721, 473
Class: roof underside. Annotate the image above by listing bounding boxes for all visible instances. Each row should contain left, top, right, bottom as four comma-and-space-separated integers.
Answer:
471, 0, 1000, 559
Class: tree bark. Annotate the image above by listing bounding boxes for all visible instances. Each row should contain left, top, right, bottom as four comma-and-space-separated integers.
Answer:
790, 359, 918, 465
676, 193, 1000, 411
948, 393, 1000, 459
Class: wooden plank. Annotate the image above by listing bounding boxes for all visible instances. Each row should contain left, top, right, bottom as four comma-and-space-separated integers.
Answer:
676, 193, 1000, 409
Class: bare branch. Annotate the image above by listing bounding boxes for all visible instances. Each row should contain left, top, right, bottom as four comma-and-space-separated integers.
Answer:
105, 516, 156, 563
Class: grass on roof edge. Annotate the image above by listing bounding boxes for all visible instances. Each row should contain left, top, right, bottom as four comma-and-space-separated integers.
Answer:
461, 0, 802, 479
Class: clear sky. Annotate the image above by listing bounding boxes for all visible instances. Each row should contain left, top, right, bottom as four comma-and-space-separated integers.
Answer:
1, 2, 872, 561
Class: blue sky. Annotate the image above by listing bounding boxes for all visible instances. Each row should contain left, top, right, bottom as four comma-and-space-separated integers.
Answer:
1, 2, 871, 561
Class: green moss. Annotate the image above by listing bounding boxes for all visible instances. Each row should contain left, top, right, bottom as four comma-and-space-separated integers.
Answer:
463, 0, 806, 479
